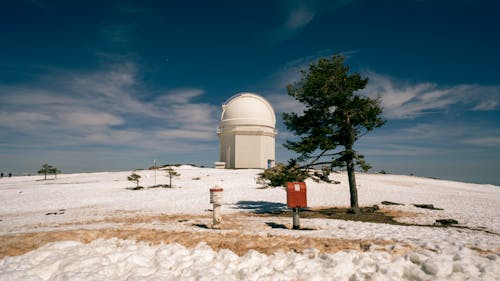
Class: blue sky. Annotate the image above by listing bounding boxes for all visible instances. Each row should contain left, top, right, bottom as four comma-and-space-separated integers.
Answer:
1, 0, 499, 185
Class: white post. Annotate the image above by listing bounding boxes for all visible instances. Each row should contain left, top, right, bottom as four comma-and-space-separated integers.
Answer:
210, 187, 223, 229
213, 205, 221, 226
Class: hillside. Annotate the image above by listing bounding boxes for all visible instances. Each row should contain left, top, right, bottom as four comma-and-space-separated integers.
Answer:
0, 166, 499, 280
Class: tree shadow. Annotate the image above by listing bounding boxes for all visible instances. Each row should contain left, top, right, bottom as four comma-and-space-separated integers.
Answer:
234, 200, 288, 214
265, 222, 287, 229
193, 223, 210, 229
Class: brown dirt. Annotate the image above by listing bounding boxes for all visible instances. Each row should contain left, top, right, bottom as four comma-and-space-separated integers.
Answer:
0, 228, 412, 259
5, 207, 488, 259
254, 206, 419, 225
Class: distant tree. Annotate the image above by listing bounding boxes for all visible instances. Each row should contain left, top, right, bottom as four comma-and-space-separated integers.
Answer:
50, 167, 61, 179
37, 164, 60, 180
165, 167, 180, 188
283, 54, 385, 214
127, 173, 141, 188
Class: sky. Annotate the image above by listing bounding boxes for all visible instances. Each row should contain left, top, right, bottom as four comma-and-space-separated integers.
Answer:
0, 0, 499, 185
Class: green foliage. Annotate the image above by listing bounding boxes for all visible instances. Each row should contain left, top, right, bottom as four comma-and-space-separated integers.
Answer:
282, 54, 386, 213
283, 54, 385, 167
259, 161, 307, 187
127, 173, 141, 187
37, 163, 60, 180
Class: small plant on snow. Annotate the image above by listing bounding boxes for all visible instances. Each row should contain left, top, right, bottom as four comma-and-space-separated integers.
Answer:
165, 167, 180, 188
37, 163, 61, 180
127, 173, 141, 189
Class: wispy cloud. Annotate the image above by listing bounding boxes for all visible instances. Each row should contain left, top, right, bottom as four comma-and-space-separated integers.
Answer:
283, 2, 316, 31
268, 0, 318, 44
362, 71, 500, 119
263, 54, 499, 120
462, 137, 500, 147
269, 0, 355, 44
0, 63, 218, 152
157, 88, 204, 105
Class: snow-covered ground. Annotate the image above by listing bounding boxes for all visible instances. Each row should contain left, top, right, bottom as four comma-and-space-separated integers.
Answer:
0, 166, 499, 280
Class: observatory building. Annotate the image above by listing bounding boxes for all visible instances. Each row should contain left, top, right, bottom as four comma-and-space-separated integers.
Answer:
217, 92, 276, 169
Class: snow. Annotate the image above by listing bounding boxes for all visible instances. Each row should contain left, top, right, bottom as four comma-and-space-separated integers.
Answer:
1, 239, 498, 281
0, 166, 499, 280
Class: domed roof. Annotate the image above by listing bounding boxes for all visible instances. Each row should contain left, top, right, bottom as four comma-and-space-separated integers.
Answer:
220, 92, 276, 128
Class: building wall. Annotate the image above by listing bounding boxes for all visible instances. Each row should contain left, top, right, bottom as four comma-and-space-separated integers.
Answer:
219, 125, 275, 169
219, 132, 235, 168
260, 134, 275, 169
235, 134, 262, 168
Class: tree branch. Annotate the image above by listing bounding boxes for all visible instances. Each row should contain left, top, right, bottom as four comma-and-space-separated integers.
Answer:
298, 161, 342, 170
306, 149, 328, 168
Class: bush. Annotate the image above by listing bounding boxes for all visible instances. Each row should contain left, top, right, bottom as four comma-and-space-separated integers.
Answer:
259, 161, 307, 187
127, 173, 141, 188
313, 167, 331, 183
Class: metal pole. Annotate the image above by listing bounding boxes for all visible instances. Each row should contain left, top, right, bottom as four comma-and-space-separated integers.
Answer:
154, 159, 157, 186
292, 208, 300, 230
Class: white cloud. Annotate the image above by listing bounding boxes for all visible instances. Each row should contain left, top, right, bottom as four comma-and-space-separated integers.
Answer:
266, 93, 302, 114
269, 1, 318, 44
362, 71, 500, 119
59, 112, 124, 127
462, 137, 500, 147
0, 63, 218, 151
284, 4, 316, 30
269, 1, 355, 44
157, 88, 204, 104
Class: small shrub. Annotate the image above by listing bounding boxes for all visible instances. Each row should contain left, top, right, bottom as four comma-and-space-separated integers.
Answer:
259, 161, 307, 187
37, 163, 60, 180
165, 167, 180, 188
127, 173, 141, 188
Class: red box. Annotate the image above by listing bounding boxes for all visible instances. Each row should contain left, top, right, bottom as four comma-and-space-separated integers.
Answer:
286, 182, 307, 208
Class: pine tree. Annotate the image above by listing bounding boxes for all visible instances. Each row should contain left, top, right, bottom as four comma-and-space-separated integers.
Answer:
283, 54, 385, 214
37, 163, 60, 180
165, 167, 180, 188
127, 173, 141, 188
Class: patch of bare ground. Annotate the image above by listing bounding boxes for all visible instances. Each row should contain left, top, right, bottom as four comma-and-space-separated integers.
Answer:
2, 209, 495, 259
252, 206, 419, 225
0, 228, 411, 259
58, 213, 212, 227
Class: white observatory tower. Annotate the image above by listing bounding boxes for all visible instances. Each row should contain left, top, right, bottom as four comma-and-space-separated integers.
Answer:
217, 92, 276, 169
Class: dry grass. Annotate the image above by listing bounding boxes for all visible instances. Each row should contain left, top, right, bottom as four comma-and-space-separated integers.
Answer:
3, 208, 491, 260
0, 227, 411, 259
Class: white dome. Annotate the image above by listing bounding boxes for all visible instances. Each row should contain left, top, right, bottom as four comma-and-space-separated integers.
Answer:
220, 92, 276, 128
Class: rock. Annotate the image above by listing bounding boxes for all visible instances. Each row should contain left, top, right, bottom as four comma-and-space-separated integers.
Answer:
381, 201, 404, 206
435, 219, 459, 225
413, 204, 443, 210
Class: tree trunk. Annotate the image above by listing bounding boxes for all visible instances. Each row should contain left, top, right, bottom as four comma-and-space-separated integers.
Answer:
346, 157, 360, 214
345, 126, 360, 214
